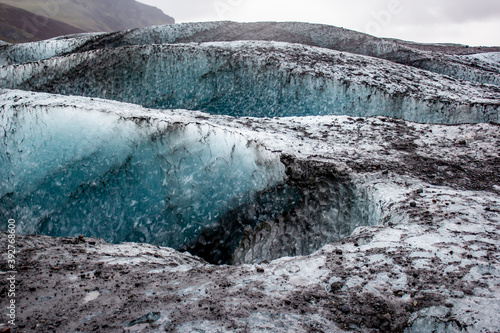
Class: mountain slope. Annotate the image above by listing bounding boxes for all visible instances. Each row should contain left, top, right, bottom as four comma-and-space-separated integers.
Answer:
0, 3, 85, 43
0, 0, 174, 43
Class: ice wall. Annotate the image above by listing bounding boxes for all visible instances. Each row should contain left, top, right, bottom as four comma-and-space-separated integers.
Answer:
414, 56, 500, 87
0, 94, 285, 249
231, 159, 382, 264
0, 23, 223, 66
1, 42, 498, 124
2, 22, 498, 86
0, 34, 101, 67
181, 183, 303, 264
0, 90, 389, 264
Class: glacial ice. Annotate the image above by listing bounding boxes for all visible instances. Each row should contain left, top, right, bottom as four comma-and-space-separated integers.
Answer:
1, 85, 500, 331
231, 170, 382, 265
119, 22, 500, 86
1, 21, 499, 332
185, 162, 383, 265
0, 22, 222, 66
0, 33, 103, 66
2, 22, 499, 86
1, 42, 498, 124
460, 52, 500, 73
0, 90, 387, 264
0, 92, 286, 251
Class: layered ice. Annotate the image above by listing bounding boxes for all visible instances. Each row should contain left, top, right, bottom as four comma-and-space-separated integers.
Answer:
0, 90, 286, 250
1, 21, 499, 332
0, 90, 385, 264
1, 22, 499, 86
460, 52, 500, 73
231, 160, 382, 265
0, 33, 102, 67
1, 89, 500, 331
184, 165, 383, 264
1, 42, 499, 124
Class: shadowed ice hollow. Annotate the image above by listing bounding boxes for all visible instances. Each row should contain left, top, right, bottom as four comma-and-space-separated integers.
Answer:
0, 92, 382, 264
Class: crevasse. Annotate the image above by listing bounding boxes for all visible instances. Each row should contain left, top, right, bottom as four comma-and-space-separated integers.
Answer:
0, 90, 383, 264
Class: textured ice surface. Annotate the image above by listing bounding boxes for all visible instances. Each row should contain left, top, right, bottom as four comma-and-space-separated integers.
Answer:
0, 90, 395, 264
0, 90, 285, 250
469, 52, 500, 64
231, 159, 383, 265
1, 22, 500, 331
1, 42, 499, 124
1, 89, 499, 332
2, 22, 499, 86
460, 52, 500, 73
0, 33, 102, 66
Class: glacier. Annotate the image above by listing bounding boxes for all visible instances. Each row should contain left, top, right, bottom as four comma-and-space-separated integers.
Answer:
1, 22, 499, 86
1, 21, 500, 333
0, 90, 386, 265
0, 90, 286, 255
1, 41, 499, 124
1, 89, 499, 332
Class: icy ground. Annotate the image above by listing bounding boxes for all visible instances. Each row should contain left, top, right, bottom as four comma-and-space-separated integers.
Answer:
1, 21, 500, 333
0, 89, 499, 332
1, 22, 499, 125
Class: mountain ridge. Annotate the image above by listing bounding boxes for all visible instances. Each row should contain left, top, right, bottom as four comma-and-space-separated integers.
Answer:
0, 3, 86, 43
0, 0, 174, 43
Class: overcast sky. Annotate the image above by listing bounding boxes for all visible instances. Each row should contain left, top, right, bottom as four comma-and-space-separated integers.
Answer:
138, 0, 500, 46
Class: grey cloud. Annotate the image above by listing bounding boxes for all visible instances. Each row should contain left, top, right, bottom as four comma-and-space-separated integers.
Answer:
139, 0, 218, 21
137, 0, 499, 45
391, 0, 500, 25
434, 0, 500, 22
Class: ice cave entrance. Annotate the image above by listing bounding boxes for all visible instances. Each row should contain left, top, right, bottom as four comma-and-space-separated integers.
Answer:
184, 158, 380, 265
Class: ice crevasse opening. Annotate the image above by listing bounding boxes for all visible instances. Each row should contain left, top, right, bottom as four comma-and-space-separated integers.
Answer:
0, 96, 381, 264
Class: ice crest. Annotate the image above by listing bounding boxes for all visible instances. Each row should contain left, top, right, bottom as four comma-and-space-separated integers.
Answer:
1, 42, 498, 124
